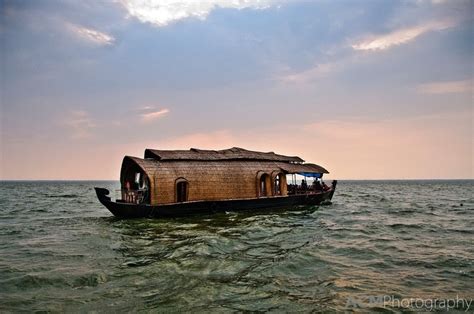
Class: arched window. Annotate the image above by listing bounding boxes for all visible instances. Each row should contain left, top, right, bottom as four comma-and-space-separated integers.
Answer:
260, 175, 268, 196
175, 178, 189, 202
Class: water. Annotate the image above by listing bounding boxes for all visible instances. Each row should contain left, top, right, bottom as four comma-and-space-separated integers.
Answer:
0, 180, 473, 312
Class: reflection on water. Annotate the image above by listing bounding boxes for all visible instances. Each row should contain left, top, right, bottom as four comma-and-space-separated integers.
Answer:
0, 180, 473, 311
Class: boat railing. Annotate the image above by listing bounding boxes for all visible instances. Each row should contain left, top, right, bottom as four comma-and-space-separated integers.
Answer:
286, 184, 331, 195
116, 189, 148, 204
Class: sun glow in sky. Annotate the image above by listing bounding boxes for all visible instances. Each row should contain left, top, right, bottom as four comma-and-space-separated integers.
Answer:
1, 0, 472, 180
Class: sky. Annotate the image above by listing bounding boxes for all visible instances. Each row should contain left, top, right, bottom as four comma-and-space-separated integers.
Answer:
0, 0, 472, 180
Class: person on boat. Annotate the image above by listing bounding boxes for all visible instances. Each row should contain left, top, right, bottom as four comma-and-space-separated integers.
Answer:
287, 183, 295, 194
125, 181, 135, 203
313, 179, 323, 192
322, 181, 330, 191
301, 179, 307, 192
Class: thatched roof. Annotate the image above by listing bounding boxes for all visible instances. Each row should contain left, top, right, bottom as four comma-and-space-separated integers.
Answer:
144, 147, 304, 163
123, 155, 328, 177
120, 156, 158, 181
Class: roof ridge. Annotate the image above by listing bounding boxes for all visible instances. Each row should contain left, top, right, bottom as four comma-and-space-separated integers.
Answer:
144, 147, 305, 162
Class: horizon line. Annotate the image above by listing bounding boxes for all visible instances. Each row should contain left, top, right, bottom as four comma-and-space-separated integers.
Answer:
1, 178, 473, 182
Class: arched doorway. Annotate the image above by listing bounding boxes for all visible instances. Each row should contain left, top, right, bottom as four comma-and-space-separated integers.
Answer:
272, 172, 286, 196
256, 172, 271, 197
274, 173, 281, 195
274, 174, 280, 195
175, 178, 189, 202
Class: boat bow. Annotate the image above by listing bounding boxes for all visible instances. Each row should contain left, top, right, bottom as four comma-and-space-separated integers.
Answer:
95, 187, 111, 204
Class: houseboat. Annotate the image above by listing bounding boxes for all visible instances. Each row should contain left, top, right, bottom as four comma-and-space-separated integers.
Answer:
95, 147, 337, 218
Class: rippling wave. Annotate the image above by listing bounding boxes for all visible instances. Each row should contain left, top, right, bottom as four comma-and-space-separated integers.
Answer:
0, 180, 473, 311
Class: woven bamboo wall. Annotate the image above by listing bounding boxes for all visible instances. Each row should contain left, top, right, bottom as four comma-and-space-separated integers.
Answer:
149, 160, 288, 205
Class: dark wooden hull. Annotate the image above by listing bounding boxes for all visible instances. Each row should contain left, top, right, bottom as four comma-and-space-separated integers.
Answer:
94, 187, 336, 218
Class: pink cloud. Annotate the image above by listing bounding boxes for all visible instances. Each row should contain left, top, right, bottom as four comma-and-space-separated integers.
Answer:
140, 108, 170, 122
417, 80, 472, 94
352, 19, 456, 51
4, 111, 471, 179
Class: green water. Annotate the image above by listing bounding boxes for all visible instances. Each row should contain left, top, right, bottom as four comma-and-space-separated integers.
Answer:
0, 180, 473, 312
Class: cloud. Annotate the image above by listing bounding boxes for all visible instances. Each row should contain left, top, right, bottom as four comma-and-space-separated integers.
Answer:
62, 110, 96, 139
140, 108, 170, 122
138, 105, 155, 110
277, 53, 365, 83
417, 79, 472, 94
278, 62, 336, 83
68, 24, 115, 46
352, 19, 456, 51
119, 0, 276, 27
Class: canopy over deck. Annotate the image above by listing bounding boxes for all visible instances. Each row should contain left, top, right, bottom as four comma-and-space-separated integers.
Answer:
297, 173, 323, 178
277, 162, 329, 174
